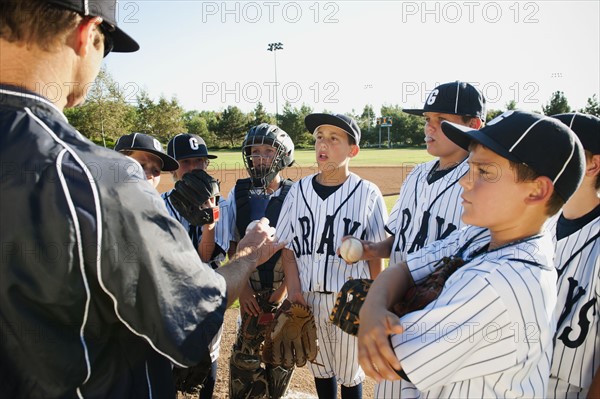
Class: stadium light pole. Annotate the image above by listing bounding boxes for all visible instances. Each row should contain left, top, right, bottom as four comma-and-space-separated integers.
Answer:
267, 42, 283, 124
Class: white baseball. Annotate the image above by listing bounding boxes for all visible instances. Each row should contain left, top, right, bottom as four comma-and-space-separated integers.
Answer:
245, 220, 260, 234
339, 237, 363, 264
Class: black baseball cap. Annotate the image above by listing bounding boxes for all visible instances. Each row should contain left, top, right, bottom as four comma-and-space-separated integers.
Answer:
305, 113, 361, 145
403, 81, 487, 122
114, 133, 179, 171
441, 110, 585, 202
552, 113, 600, 155
46, 0, 139, 53
167, 134, 217, 161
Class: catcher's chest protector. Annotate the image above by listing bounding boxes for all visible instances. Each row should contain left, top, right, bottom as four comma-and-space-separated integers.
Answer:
235, 178, 293, 288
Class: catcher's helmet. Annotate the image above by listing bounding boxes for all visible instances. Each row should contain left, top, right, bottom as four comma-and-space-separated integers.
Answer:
242, 123, 294, 189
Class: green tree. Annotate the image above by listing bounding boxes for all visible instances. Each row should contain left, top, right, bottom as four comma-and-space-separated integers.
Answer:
486, 109, 504, 122
64, 67, 136, 146
279, 102, 314, 148
249, 102, 275, 126
579, 94, 600, 117
542, 91, 571, 115
218, 106, 249, 147
356, 105, 377, 146
379, 105, 424, 147
183, 111, 217, 147
133, 91, 185, 142
506, 100, 517, 110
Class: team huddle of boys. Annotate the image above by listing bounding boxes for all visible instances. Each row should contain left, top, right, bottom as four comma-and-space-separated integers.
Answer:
0, 1, 598, 398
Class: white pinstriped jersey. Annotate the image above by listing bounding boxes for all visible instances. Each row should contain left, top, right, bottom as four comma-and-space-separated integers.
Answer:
277, 173, 388, 293
547, 208, 600, 398
387, 225, 557, 399
388, 159, 467, 266
378, 159, 467, 397
278, 172, 387, 385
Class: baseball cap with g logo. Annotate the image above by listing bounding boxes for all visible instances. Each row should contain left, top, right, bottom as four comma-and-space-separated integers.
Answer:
167, 134, 217, 161
403, 81, 487, 122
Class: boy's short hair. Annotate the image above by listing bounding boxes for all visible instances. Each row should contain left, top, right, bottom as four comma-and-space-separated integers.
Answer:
403, 81, 487, 122
305, 113, 360, 145
442, 110, 586, 204
0, 0, 139, 53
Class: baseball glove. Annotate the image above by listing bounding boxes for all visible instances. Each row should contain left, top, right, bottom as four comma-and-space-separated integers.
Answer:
329, 256, 466, 336
169, 169, 220, 226
330, 278, 373, 336
392, 256, 465, 317
262, 300, 318, 369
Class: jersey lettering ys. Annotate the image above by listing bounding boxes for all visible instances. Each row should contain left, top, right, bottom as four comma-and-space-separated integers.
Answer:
555, 233, 600, 349
556, 277, 596, 348
291, 216, 363, 258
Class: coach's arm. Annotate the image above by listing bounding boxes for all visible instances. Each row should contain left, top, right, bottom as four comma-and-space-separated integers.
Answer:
217, 218, 286, 307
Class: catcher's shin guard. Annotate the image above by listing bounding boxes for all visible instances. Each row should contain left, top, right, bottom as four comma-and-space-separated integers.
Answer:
229, 351, 269, 399
266, 364, 294, 399
237, 311, 265, 355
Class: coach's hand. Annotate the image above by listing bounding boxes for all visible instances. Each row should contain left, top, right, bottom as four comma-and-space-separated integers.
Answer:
237, 217, 286, 266
358, 300, 404, 382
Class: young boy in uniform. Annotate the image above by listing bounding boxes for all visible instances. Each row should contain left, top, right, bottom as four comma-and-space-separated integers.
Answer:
277, 113, 388, 398
357, 110, 585, 398
162, 133, 226, 267
547, 113, 600, 399
369, 80, 486, 398
114, 132, 179, 189
224, 123, 296, 399
161, 133, 224, 398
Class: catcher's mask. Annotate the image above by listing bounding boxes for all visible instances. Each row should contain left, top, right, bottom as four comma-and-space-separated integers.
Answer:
242, 124, 294, 190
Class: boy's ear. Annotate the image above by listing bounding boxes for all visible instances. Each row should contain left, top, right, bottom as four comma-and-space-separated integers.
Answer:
348, 144, 360, 158
469, 118, 483, 130
524, 176, 554, 205
586, 154, 600, 177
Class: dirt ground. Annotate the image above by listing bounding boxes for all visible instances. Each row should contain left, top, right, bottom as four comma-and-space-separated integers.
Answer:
177, 308, 376, 399
158, 165, 414, 197
169, 166, 411, 398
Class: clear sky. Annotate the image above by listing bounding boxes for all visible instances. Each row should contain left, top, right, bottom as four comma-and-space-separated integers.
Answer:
104, 1, 600, 116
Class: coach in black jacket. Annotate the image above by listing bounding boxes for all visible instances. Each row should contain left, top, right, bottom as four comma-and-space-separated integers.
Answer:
0, 1, 283, 397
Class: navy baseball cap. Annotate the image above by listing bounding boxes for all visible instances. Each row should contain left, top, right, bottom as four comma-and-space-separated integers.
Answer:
46, 0, 139, 53
552, 113, 600, 154
403, 81, 487, 122
167, 134, 217, 161
114, 133, 179, 171
305, 113, 361, 145
441, 110, 585, 202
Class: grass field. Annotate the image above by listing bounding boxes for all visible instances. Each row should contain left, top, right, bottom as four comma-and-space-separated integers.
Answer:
206, 147, 433, 169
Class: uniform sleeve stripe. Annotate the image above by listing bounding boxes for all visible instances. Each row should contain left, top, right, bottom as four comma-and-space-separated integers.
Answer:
26, 108, 189, 372
55, 149, 93, 388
